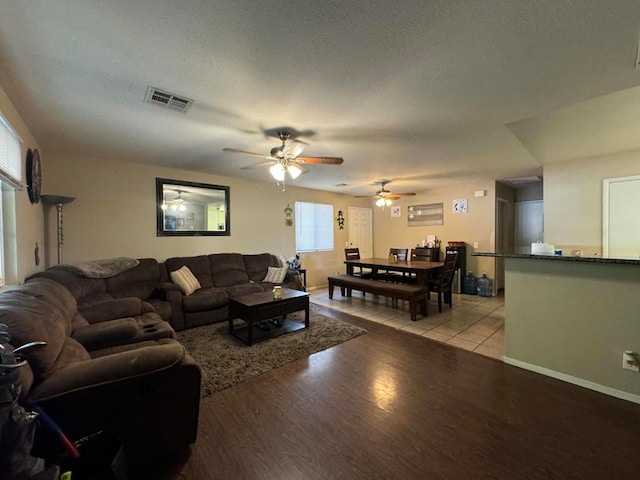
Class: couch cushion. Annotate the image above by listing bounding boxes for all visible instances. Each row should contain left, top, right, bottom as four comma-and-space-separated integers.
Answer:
165, 255, 213, 288
181, 287, 228, 313
78, 297, 154, 324
243, 253, 279, 282
45, 337, 91, 377
27, 268, 108, 304
0, 291, 71, 378
105, 258, 162, 300
170, 265, 201, 295
209, 253, 249, 287
224, 282, 264, 298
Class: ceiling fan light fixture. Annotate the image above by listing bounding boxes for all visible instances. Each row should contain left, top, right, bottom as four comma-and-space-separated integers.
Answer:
269, 163, 286, 181
287, 163, 302, 179
375, 198, 385, 207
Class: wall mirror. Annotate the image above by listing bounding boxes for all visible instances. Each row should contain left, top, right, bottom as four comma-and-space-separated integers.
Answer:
156, 178, 230, 236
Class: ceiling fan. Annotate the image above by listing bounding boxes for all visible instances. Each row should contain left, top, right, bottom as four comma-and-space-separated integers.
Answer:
223, 130, 344, 189
161, 189, 188, 211
355, 180, 416, 207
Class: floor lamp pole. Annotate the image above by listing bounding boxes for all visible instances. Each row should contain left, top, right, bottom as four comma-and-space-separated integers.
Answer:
41, 195, 76, 265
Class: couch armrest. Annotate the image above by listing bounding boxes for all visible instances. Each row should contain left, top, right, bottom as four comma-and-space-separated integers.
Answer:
79, 297, 152, 324
72, 317, 138, 350
28, 340, 186, 402
159, 288, 185, 331
157, 281, 180, 293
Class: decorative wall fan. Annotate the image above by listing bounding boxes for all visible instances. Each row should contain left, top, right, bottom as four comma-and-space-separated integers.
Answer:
355, 180, 416, 207
223, 130, 343, 190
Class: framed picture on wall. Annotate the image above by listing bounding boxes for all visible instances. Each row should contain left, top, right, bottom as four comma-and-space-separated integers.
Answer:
390, 205, 401, 218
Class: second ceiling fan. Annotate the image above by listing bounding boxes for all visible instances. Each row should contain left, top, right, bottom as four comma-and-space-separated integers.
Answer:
356, 180, 416, 207
223, 130, 344, 188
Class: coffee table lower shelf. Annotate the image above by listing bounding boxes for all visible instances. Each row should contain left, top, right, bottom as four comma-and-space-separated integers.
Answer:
229, 317, 306, 345
229, 288, 310, 346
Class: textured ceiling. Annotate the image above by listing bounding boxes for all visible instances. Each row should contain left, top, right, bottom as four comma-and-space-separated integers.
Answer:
1, 1, 639, 197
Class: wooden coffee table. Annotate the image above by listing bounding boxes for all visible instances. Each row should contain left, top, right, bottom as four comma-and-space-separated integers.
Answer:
229, 288, 310, 346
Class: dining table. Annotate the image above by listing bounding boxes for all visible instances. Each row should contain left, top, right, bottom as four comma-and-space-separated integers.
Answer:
344, 257, 444, 287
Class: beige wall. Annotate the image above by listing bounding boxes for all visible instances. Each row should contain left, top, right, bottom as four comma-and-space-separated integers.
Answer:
0, 86, 45, 282
544, 150, 640, 255
372, 182, 496, 279
42, 153, 370, 289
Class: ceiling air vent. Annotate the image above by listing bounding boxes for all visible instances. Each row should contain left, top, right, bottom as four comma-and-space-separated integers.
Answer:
145, 86, 193, 113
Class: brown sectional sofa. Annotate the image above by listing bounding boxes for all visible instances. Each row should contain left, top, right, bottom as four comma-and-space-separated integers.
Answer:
3, 252, 302, 464
31, 252, 303, 331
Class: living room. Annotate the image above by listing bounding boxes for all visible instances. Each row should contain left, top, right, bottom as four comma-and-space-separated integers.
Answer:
2, 2, 640, 478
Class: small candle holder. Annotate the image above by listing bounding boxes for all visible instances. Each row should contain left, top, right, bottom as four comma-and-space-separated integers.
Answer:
273, 286, 282, 299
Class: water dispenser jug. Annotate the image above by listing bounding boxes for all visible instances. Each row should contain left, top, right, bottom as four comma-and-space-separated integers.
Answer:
462, 272, 478, 295
477, 273, 493, 297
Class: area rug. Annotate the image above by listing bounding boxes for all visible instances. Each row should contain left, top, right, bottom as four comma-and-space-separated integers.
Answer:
176, 305, 366, 397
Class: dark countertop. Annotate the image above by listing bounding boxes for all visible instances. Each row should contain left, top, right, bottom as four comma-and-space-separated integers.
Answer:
471, 251, 640, 266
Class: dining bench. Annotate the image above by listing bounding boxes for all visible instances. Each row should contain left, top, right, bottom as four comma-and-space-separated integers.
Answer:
327, 274, 428, 321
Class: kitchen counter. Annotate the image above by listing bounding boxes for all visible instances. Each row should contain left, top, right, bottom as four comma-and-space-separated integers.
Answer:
472, 251, 640, 266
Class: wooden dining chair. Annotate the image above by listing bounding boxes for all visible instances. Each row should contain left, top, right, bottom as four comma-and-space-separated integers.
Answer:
379, 248, 410, 283
344, 247, 373, 278
428, 252, 458, 312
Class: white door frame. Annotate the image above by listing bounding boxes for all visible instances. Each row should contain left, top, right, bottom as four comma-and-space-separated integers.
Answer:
603, 175, 640, 257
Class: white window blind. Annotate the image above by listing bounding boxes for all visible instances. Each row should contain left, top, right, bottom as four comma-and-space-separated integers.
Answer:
0, 113, 22, 187
295, 201, 334, 252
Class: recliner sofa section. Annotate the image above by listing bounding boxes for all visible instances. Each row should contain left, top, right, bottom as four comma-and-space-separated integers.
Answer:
0, 277, 201, 464
161, 252, 303, 330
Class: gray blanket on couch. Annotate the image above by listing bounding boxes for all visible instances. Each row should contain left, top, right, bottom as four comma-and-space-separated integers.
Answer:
52, 257, 140, 278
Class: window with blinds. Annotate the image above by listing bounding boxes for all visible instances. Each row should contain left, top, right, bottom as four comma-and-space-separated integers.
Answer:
0, 112, 21, 286
0, 114, 22, 187
295, 201, 334, 252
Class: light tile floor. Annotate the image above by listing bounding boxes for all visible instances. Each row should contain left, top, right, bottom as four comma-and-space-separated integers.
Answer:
310, 288, 505, 360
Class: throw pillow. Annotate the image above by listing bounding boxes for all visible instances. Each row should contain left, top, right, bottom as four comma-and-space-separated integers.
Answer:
170, 265, 201, 296
262, 266, 287, 284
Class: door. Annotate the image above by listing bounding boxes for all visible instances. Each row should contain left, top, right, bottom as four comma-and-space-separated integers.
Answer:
348, 207, 373, 258
515, 201, 543, 253
604, 176, 640, 258
495, 198, 513, 292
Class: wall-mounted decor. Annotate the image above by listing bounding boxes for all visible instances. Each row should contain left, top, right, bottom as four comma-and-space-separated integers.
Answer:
284, 204, 293, 226
26, 148, 42, 204
408, 203, 443, 226
336, 210, 344, 229
452, 198, 468, 214
156, 178, 230, 236
390, 205, 401, 218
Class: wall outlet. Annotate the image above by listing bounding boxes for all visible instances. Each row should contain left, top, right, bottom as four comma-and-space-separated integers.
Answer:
623, 351, 639, 372
473, 242, 479, 249
345, 241, 349, 247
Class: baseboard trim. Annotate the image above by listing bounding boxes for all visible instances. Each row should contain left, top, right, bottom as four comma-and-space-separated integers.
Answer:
503, 356, 640, 405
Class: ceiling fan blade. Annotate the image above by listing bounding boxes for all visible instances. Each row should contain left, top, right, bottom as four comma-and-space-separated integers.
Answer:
295, 156, 344, 165
223, 148, 270, 159
392, 192, 417, 197
240, 161, 276, 170
285, 141, 307, 158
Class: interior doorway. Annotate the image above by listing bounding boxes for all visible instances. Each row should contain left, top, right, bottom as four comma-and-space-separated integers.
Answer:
347, 207, 373, 258
495, 198, 513, 292
603, 175, 640, 258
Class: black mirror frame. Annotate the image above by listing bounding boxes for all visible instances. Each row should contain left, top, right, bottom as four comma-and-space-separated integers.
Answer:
156, 177, 230, 236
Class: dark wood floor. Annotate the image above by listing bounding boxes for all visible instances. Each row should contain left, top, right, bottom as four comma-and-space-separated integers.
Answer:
132, 305, 640, 479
